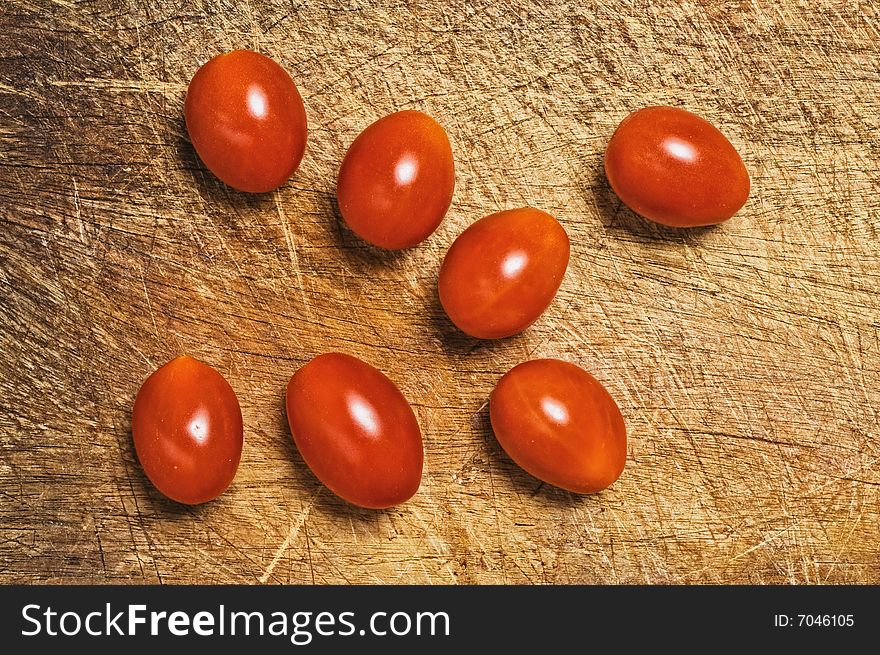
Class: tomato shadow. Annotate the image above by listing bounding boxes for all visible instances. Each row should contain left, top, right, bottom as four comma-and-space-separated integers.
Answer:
425, 278, 537, 359
589, 164, 723, 243
472, 401, 600, 508
276, 391, 398, 524
323, 194, 413, 270
173, 115, 276, 224
425, 284, 484, 356
121, 413, 198, 518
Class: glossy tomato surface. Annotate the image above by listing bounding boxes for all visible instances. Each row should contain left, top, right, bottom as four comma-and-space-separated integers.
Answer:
438, 207, 569, 339
604, 106, 750, 227
490, 359, 626, 493
337, 110, 454, 249
286, 353, 423, 509
132, 356, 243, 504
184, 50, 307, 193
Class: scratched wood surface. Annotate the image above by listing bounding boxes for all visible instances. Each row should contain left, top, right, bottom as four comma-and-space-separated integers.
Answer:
1, 0, 878, 584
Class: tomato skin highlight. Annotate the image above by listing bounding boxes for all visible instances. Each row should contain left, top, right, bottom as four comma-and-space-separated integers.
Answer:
438, 207, 570, 339
184, 49, 307, 193
604, 106, 750, 227
337, 110, 455, 249
489, 359, 626, 494
132, 356, 243, 505
285, 353, 424, 509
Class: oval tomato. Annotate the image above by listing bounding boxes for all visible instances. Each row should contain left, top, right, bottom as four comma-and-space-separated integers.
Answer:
438, 207, 569, 339
285, 353, 423, 509
337, 110, 454, 249
490, 359, 626, 493
184, 50, 307, 193
604, 106, 750, 227
132, 356, 243, 504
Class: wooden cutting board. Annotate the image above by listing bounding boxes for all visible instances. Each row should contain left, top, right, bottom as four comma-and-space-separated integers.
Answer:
1, 0, 878, 584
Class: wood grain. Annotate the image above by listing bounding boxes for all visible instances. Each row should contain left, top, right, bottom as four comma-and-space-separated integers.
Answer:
1, 0, 878, 584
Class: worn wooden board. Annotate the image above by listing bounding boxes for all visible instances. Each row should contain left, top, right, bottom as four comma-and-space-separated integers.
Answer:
1, 0, 878, 584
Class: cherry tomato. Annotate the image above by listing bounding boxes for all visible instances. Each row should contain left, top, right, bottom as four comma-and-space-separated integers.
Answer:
184, 50, 307, 193
489, 359, 626, 493
336, 110, 454, 249
285, 353, 423, 509
438, 207, 569, 339
604, 106, 750, 227
132, 356, 243, 504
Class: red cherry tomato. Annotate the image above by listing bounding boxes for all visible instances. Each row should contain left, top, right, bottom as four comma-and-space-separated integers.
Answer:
438, 207, 569, 339
132, 356, 243, 504
604, 106, 750, 227
337, 110, 454, 249
490, 359, 626, 493
285, 353, 423, 509
184, 50, 307, 193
